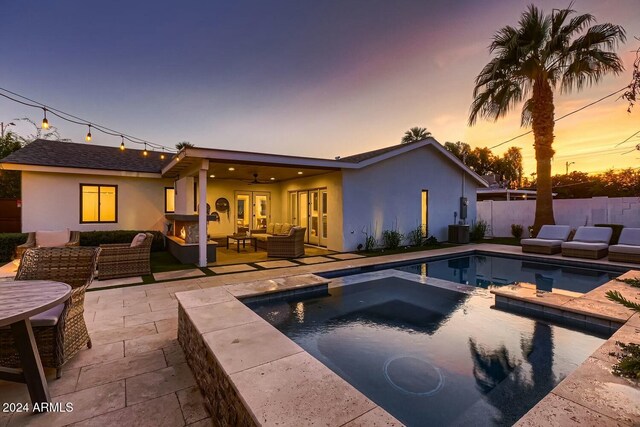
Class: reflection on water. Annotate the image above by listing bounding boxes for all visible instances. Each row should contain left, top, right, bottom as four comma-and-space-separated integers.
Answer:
397, 255, 620, 293
249, 277, 607, 427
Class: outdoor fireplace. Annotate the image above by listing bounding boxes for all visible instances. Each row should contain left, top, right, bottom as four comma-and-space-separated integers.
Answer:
165, 214, 218, 263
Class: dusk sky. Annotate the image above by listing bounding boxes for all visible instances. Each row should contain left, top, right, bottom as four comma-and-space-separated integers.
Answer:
1, 0, 639, 174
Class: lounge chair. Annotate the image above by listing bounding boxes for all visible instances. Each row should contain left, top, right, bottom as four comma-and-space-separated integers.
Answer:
267, 227, 306, 258
608, 228, 640, 264
97, 233, 153, 279
0, 247, 100, 378
521, 225, 571, 254
561, 226, 612, 259
15, 230, 80, 260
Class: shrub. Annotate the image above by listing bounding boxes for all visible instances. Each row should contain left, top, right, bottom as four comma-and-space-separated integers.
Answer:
381, 229, 404, 249
79, 230, 165, 252
407, 225, 426, 246
0, 233, 28, 262
594, 224, 624, 245
364, 234, 377, 251
470, 220, 488, 241
510, 224, 524, 239
425, 235, 439, 246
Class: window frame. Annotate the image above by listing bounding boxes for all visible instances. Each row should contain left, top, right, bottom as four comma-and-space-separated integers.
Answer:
79, 183, 118, 224
164, 187, 175, 213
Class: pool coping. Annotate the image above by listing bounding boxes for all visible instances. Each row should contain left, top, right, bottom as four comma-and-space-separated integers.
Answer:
175, 244, 639, 426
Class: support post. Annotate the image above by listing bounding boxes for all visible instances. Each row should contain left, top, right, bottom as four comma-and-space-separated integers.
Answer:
198, 160, 209, 267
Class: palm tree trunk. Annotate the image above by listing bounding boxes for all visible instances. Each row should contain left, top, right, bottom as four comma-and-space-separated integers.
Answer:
531, 79, 556, 235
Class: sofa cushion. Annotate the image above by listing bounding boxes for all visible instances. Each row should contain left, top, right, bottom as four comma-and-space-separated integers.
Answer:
618, 228, 640, 246
130, 233, 147, 247
273, 223, 283, 235
252, 233, 270, 242
536, 225, 571, 241
280, 223, 293, 236
521, 238, 564, 248
30, 303, 64, 327
608, 244, 640, 255
266, 223, 275, 235
573, 226, 612, 244
36, 229, 70, 248
561, 241, 609, 251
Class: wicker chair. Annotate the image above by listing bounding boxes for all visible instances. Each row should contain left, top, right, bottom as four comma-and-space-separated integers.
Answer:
267, 227, 306, 258
0, 246, 100, 378
15, 231, 80, 260
97, 233, 153, 279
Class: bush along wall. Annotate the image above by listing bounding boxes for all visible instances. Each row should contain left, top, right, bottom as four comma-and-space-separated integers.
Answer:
0, 233, 28, 262
79, 230, 166, 252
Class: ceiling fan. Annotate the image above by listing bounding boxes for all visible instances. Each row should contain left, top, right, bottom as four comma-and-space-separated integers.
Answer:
246, 173, 276, 185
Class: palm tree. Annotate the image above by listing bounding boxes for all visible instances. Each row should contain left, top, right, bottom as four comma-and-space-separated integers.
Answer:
469, 5, 625, 234
401, 127, 431, 144
175, 141, 194, 150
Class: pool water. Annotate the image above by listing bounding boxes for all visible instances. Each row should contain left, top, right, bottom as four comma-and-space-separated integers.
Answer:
396, 254, 621, 294
248, 277, 608, 426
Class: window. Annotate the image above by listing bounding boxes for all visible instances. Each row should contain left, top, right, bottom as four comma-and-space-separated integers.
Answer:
80, 184, 117, 223
165, 187, 175, 213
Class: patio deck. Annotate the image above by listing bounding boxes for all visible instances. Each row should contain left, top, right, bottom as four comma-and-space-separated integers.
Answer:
0, 244, 638, 426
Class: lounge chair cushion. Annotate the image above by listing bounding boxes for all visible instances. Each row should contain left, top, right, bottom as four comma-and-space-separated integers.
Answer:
130, 233, 147, 247
618, 228, 640, 246
521, 238, 564, 248
280, 223, 293, 236
30, 303, 64, 327
572, 226, 612, 244
35, 229, 70, 248
266, 223, 275, 234
561, 241, 609, 251
608, 244, 640, 255
536, 225, 571, 241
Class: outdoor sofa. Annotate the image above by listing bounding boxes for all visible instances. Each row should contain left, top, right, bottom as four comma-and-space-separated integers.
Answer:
251, 223, 295, 250
608, 228, 640, 264
15, 229, 80, 260
561, 226, 613, 260
0, 247, 100, 378
521, 225, 571, 254
97, 232, 153, 279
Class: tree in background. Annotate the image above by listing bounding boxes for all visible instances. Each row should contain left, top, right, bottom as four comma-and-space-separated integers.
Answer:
622, 37, 640, 113
0, 131, 24, 198
469, 4, 625, 234
444, 142, 523, 186
443, 141, 472, 161
495, 147, 524, 187
176, 141, 194, 150
401, 127, 431, 144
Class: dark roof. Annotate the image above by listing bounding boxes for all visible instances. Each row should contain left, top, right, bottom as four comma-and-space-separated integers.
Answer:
337, 138, 428, 163
0, 139, 172, 173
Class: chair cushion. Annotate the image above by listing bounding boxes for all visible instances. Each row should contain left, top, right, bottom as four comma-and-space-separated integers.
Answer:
618, 228, 640, 246
536, 225, 571, 241
562, 241, 609, 251
608, 244, 640, 255
573, 226, 612, 244
130, 233, 147, 247
30, 303, 64, 327
36, 229, 70, 247
280, 223, 293, 236
273, 223, 283, 235
521, 238, 563, 248
266, 223, 275, 234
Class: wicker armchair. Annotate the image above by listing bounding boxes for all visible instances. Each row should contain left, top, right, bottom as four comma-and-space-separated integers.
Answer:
97, 233, 153, 279
0, 246, 100, 378
15, 231, 80, 260
267, 227, 306, 258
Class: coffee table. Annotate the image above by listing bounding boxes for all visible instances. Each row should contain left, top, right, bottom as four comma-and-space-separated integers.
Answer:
226, 235, 258, 253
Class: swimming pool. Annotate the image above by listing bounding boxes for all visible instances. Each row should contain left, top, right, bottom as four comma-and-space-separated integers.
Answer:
248, 276, 608, 426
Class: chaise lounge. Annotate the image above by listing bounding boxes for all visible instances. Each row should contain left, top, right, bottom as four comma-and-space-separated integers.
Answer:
521, 225, 571, 255
561, 226, 613, 260
608, 228, 640, 264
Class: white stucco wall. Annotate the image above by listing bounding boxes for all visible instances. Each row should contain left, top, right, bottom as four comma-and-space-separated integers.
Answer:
341, 146, 480, 250
22, 171, 172, 232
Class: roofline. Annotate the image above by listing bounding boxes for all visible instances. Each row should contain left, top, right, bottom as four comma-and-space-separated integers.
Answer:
0, 163, 164, 178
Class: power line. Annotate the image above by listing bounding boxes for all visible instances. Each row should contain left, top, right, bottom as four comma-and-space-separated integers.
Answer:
0, 87, 177, 152
614, 129, 640, 147
489, 86, 630, 150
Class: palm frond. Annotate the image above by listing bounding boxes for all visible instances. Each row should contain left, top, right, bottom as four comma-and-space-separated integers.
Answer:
520, 98, 534, 126
606, 290, 640, 313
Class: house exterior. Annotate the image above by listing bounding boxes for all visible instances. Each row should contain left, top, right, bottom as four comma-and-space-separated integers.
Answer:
0, 138, 486, 265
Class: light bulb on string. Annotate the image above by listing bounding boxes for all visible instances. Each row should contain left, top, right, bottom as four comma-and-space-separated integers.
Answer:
143, 143, 148, 157
41, 108, 49, 129
120, 135, 125, 151
160, 148, 165, 160
85, 125, 92, 142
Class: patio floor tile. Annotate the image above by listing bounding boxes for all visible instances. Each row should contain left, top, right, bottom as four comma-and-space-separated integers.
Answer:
90, 323, 157, 346
76, 350, 166, 391
208, 264, 256, 274
155, 317, 179, 332
163, 342, 187, 366
124, 308, 178, 327
255, 260, 298, 269
149, 298, 178, 311
8, 381, 126, 427
176, 386, 210, 425
153, 269, 205, 282
295, 256, 335, 264
71, 393, 185, 427
125, 363, 195, 405
90, 276, 143, 289
65, 341, 125, 370
329, 253, 365, 260
92, 302, 151, 319
124, 331, 177, 356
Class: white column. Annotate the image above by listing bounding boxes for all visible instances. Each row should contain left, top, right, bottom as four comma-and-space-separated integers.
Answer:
198, 160, 209, 267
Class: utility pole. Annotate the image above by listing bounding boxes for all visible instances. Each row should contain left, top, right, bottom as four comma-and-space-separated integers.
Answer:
1, 122, 15, 138
565, 161, 575, 175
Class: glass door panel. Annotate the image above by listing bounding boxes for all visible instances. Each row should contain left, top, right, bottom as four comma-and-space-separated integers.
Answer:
289, 192, 298, 225
320, 190, 328, 245
235, 193, 251, 233
308, 190, 319, 245
299, 191, 308, 241
253, 193, 270, 230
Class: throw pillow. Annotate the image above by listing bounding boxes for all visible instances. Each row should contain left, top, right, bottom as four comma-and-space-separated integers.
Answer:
280, 223, 292, 236
36, 229, 70, 247
266, 223, 275, 234
273, 223, 283, 235
130, 233, 147, 247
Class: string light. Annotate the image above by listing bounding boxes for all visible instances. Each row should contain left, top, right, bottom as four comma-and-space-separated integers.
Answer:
120, 135, 125, 151
41, 108, 49, 129
143, 143, 148, 156
160, 148, 165, 160
85, 125, 92, 142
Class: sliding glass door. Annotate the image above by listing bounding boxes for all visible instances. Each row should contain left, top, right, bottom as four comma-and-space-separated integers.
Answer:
289, 188, 327, 246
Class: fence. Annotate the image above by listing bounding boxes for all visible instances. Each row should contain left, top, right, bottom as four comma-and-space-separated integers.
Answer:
477, 196, 640, 237
0, 199, 21, 233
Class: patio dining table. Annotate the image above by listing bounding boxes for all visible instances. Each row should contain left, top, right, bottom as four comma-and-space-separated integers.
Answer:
0, 280, 71, 410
